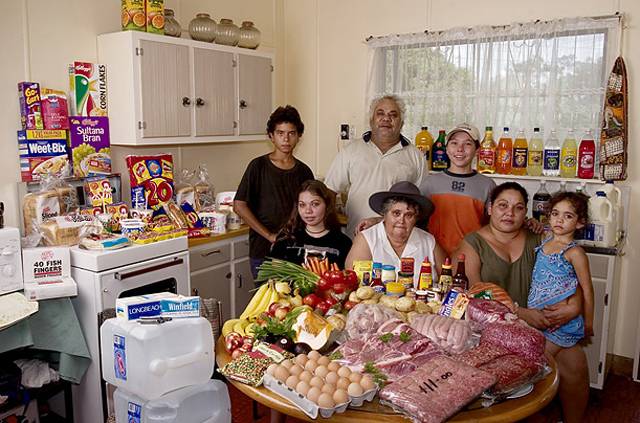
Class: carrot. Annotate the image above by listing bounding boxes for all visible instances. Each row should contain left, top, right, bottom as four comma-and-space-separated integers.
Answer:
320, 258, 328, 274
332, 263, 339, 271
310, 257, 320, 275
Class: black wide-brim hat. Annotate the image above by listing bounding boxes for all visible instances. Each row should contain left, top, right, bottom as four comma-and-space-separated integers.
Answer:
368, 181, 435, 220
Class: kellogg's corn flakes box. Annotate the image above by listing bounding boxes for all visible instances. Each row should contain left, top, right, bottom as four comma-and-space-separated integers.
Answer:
146, 0, 164, 34
68, 62, 108, 117
69, 116, 111, 177
122, 0, 146, 31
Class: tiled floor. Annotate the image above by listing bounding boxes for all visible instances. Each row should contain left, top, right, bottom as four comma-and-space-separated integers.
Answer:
227, 373, 640, 423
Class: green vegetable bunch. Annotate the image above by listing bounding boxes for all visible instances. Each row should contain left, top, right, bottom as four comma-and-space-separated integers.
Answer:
256, 259, 319, 297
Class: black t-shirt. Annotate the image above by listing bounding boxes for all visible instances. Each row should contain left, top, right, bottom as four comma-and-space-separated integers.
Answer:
235, 154, 314, 258
270, 228, 353, 270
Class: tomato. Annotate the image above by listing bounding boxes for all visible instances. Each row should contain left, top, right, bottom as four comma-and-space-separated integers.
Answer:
344, 270, 359, 287
344, 300, 358, 310
316, 301, 331, 315
317, 277, 331, 291
303, 294, 320, 308
328, 270, 344, 286
325, 296, 339, 306
332, 282, 346, 294
322, 270, 333, 280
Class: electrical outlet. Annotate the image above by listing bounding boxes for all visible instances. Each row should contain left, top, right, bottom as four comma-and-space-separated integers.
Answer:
340, 124, 350, 140
349, 125, 357, 140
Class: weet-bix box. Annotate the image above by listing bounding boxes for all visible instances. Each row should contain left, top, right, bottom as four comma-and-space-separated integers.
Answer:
18, 129, 69, 182
68, 62, 108, 117
69, 116, 111, 176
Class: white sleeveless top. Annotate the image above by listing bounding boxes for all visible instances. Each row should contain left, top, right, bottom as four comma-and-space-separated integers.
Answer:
362, 222, 438, 288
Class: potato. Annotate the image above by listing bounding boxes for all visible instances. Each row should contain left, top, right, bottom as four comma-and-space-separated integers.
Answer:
348, 291, 360, 303
356, 286, 375, 300
361, 299, 378, 305
378, 295, 398, 309
327, 314, 346, 331
414, 301, 431, 313
395, 297, 416, 312
397, 311, 408, 322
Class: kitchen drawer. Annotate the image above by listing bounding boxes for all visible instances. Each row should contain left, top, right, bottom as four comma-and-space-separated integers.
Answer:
233, 238, 250, 259
190, 243, 231, 272
587, 253, 614, 280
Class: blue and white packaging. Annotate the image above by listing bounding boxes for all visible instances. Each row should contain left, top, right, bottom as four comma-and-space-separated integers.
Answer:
161, 296, 200, 318
116, 292, 177, 321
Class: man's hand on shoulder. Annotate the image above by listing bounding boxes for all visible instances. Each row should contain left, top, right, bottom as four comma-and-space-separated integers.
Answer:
355, 217, 383, 235
524, 217, 545, 234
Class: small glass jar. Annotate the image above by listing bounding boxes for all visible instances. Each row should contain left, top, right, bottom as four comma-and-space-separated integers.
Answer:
215, 18, 239, 46
238, 21, 261, 49
164, 9, 182, 38
381, 265, 396, 284
189, 13, 217, 43
397, 273, 414, 291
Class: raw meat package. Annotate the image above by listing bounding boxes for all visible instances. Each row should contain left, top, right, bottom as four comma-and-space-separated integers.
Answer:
467, 282, 515, 311
479, 354, 544, 394
480, 321, 547, 364
451, 343, 511, 368
333, 319, 441, 384
379, 355, 497, 423
466, 298, 518, 331
126, 154, 175, 210
410, 313, 473, 354
344, 303, 401, 339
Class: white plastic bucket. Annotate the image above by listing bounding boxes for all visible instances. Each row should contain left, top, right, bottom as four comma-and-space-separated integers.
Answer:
584, 192, 617, 248
113, 380, 231, 423
597, 181, 624, 240
100, 317, 214, 400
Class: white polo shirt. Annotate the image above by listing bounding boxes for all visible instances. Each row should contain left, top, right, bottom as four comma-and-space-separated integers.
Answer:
324, 132, 427, 237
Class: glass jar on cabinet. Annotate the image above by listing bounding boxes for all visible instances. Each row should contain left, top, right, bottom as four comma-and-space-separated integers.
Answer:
238, 21, 261, 49
188, 13, 217, 42
215, 19, 239, 46
164, 9, 181, 38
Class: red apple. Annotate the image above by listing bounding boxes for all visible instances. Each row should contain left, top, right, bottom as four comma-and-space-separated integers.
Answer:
231, 347, 247, 359
225, 338, 241, 354
274, 306, 290, 321
225, 332, 242, 344
268, 301, 281, 315
256, 311, 272, 326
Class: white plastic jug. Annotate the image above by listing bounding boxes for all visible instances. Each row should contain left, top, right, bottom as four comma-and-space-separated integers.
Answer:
113, 380, 231, 423
598, 181, 624, 240
585, 192, 617, 248
101, 317, 214, 400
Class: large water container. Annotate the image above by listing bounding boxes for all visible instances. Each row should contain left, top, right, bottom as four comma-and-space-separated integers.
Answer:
597, 181, 624, 240
101, 317, 214, 400
584, 192, 617, 248
113, 380, 231, 423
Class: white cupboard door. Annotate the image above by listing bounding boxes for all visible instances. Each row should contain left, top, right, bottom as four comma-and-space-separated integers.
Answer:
193, 48, 236, 137
139, 40, 191, 138
191, 264, 232, 322
234, 258, 254, 319
582, 278, 606, 386
238, 54, 272, 135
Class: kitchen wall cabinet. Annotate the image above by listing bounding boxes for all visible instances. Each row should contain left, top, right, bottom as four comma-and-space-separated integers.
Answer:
97, 31, 274, 146
189, 234, 253, 321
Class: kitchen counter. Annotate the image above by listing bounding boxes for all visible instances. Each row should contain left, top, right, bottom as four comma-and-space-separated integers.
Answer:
188, 225, 250, 248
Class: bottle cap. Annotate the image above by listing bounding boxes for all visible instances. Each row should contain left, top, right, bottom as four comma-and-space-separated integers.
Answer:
443, 257, 451, 268
422, 126, 428, 130
457, 254, 465, 260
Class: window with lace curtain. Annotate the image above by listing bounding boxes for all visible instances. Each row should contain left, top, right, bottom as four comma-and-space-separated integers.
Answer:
365, 17, 622, 142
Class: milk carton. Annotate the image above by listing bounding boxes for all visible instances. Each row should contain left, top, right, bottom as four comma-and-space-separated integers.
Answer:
100, 317, 214, 400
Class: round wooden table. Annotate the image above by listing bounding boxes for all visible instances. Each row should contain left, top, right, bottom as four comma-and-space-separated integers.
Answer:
216, 338, 559, 423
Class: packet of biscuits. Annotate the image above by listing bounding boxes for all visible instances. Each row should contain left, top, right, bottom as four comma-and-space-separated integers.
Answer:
126, 153, 174, 210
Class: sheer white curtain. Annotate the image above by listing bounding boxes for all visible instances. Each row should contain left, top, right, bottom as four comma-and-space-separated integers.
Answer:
366, 17, 622, 142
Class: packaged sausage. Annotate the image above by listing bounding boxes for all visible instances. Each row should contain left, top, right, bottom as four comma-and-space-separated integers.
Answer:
126, 154, 174, 210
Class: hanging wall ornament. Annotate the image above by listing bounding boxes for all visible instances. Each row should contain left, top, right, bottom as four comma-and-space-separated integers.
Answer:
600, 56, 627, 181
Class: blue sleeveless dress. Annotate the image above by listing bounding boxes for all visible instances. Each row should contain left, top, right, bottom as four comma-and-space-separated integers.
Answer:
528, 236, 584, 347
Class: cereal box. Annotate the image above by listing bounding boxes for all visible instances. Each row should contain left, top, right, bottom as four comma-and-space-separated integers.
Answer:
122, 0, 146, 31
84, 176, 113, 207
18, 130, 69, 182
18, 82, 43, 130
126, 154, 174, 210
146, 0, 164, 34
105, 201, 129, 231
69, 116, 111, 176
68, 62, 108, 117
41, 88, 70, 130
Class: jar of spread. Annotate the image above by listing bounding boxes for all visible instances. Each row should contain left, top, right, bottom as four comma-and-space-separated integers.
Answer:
400, 257, 415, 274
381, 265, 396, 284
385, 282, 405, 297
397, 272, 414, 291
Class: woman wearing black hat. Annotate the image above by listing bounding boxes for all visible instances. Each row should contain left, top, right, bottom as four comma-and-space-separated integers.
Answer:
346, 181, 447, 287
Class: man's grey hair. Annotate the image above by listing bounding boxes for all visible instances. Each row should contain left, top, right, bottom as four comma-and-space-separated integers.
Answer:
369, 94, 406, 125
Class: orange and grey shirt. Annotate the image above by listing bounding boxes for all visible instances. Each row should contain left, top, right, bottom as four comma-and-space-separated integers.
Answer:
419, 170, 496, 256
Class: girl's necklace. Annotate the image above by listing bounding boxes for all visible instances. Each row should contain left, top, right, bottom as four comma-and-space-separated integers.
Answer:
306, 227, 328, 235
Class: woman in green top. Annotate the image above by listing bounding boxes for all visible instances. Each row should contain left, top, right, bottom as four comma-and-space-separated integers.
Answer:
456, 181, 587, 423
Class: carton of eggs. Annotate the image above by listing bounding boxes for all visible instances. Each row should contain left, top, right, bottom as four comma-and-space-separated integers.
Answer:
264, 351, 377, 419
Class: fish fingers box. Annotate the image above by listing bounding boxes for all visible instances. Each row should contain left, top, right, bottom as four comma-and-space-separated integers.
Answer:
68, 62, 108, 117
69, 116, 111, 176
18, 82, 43, 130
18, 129, 69, 182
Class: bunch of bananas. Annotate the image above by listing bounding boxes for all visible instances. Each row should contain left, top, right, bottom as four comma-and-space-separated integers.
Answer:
239, 281, 280, 322
221, 318, 252, 338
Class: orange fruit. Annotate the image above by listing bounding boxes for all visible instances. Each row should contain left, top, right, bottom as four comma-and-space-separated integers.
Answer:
132, 12, 146, 27
122, 11, 130, 27
152, 14, 164, 29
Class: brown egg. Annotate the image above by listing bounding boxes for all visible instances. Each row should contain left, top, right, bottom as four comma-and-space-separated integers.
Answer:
327, 361, 340, 372
333, 388, 349, 404
286, 375, 300, 389
274, 366, 290, 383
280, 359, 294, 369
307, 386, 322, 404
348, 372, 363, 383
304, 359, 318, 373
266, 363, 278, 376
308, 350, 321, 361
310, 376, 325, 388
337, 366, 352, 378
321, 383, 336, 395
317, 356, 331, 367
314, 365, 329, 379
299, 370, 314, 382
347, 381, 364, 397
317, 392, 336, 409
336, 376, 351, 391
295, 354, 309, 367
289, 364, 304, 377
296, 380, 311, 396
325, 371, 340, 385
360, 376, 376, 391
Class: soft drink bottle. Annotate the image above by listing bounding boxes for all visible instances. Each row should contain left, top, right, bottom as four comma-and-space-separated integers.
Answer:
578, 129, 596, 179
512, 128, 528, 176
561, 129, 578, 178
532, 181, 551, 225
527, 127, 544, 176
477, 126, 496, 174
543, 130, 560, 177
431, 130, 448, 171
415, 126, 434, 171
496, 127, 512, 175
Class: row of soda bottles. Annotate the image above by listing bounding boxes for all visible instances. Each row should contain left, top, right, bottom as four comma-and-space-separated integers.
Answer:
415, 126, 597, 179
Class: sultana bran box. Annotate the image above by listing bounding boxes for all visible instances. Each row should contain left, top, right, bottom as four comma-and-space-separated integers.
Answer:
69, 116, 111, 177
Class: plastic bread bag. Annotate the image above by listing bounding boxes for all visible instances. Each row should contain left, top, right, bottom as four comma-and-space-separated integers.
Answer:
344, 303, 400, 339
22, 175, 62, 237
194, 164, 215, 211
174, 167, 196, 208
52, 175, 79, 215
39, 213, 103, 247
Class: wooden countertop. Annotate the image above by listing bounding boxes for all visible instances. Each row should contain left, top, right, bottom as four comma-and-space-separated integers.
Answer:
216, 337, 559, 423
188, 225, 250, 248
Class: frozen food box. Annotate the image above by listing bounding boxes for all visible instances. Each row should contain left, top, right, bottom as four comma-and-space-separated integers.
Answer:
22, 246, 77, 300
69, 116, 111, 176
41, 88, 70, 130
18, 129, 69, 182
68, 61, 108, 117
18, 82, 43, 130
122, 0, 146, 31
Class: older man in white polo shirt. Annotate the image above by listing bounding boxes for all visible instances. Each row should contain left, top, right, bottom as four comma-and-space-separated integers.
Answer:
325, 94, 427, 238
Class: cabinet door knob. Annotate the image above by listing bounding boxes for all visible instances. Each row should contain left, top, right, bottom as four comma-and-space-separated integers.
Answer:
192, 288, 199, 295
196, 98, 205, 108
182, 97, 192, 106
226, 272, 232, 279
237, 274, 243, 288
239, 100, 248, 109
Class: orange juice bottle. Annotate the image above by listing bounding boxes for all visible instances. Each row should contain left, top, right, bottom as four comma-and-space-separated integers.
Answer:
511, 128, 528, 176
477, 126, 496, 174
496, 127, 513, 175
415, 126, 434, 171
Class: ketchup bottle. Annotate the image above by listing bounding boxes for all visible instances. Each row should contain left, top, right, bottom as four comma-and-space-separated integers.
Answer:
578, 129, 596, 179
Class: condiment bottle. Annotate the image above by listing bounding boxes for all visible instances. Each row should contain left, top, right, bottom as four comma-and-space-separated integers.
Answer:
400, 257, 414, 274
438, 258, 453, 295
578, 129, 596, 179
415, 126, 434, 171
369, 263, 385, 294
451, 254, 469, 293
561, 129, 578, 178
532, 181, 550, 226
527, 127, 544, 176
418, 258, 433, 290
431, 130, 449, 171
477, 126, 496, 174
511, 128, 528, 176
496, 127, 512, 175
